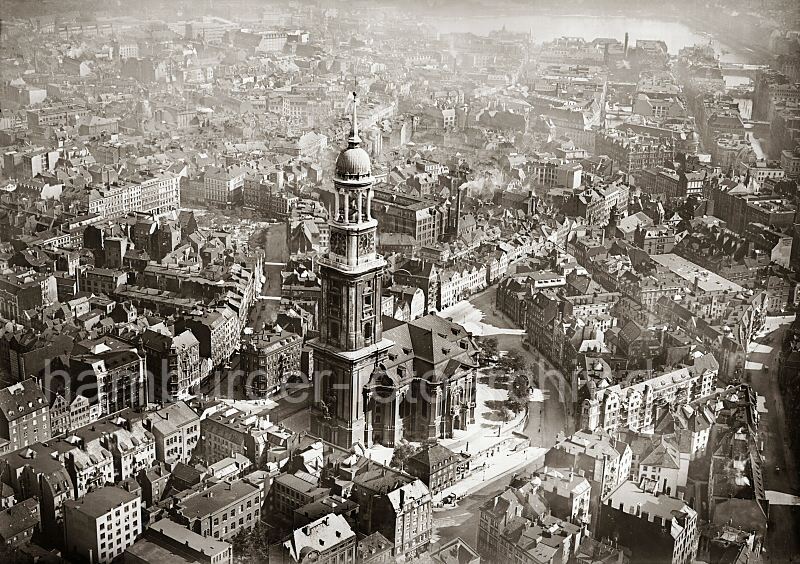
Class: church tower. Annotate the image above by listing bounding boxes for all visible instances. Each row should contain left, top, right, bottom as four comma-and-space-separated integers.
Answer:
309, 92, 393, 448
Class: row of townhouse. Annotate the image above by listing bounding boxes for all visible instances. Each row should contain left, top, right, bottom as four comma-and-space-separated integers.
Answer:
438, 262, 488, 310
177, 306, 241, 370
395, 235, 536, 313
87, 172, 181, 219
578, 353, 718, 435
140, 261, 262, 327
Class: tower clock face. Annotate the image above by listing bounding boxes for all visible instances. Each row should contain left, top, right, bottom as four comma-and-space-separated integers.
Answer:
358, 232, 374, 254
330, 231, 346, 255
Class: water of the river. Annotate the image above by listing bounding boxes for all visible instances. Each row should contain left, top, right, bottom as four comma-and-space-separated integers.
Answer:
430, 14, 750, 64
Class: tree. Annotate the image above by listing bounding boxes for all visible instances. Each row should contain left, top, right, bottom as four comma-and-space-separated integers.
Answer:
511, 373, 529, 401
481, 336, 499, 357
231, 521, 273, 562
497, 405, 513, 435
504, 373, 530, 414
390, 441, 418, 471
501, 350, 528, 373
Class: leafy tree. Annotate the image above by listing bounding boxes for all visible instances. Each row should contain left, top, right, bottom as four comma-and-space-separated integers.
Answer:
480, 336, 499, 357
501, 350, 528, 373
511, 374, 529, 400
390, 441, 418, 471
232, 521, 273, 563
503, 397, 525, 414
503, 373, 530, 414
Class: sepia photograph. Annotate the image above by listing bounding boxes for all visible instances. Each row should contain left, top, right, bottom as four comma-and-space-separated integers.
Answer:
0, 0, 798, 562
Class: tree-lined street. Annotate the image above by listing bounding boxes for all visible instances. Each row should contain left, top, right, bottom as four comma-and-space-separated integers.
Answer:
432, 288, 571, 550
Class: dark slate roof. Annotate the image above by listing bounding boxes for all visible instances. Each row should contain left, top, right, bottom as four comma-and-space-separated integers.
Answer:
407, 444, 459, 471
0, 497, 39, 540
0, 379, 48, 421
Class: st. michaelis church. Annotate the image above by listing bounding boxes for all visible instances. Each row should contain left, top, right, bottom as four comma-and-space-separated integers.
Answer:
309, 95, 479, 449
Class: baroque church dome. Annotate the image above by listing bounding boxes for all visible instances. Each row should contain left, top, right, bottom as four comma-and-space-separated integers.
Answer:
335, 145, 372, 180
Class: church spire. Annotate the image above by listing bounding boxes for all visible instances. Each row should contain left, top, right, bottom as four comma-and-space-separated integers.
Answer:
348, 90, 361, 147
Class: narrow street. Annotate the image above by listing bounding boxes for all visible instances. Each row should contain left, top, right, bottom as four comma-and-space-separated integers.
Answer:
253, 222, 289, 299
430, 456, 544, 549
746, 317, 800, 561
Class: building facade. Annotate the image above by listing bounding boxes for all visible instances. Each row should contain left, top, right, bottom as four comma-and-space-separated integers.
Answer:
0, 379, 51, 451
240, 331, 303, 396
172, 475, 264, 541
64, 486, 142, 564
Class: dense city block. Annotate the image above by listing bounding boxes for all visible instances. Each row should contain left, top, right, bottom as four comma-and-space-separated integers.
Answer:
0, 0, 798, 563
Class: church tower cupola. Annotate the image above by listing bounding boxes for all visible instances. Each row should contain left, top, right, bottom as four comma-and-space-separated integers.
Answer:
325, 91, 380, 274
310, 89, 393, 449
